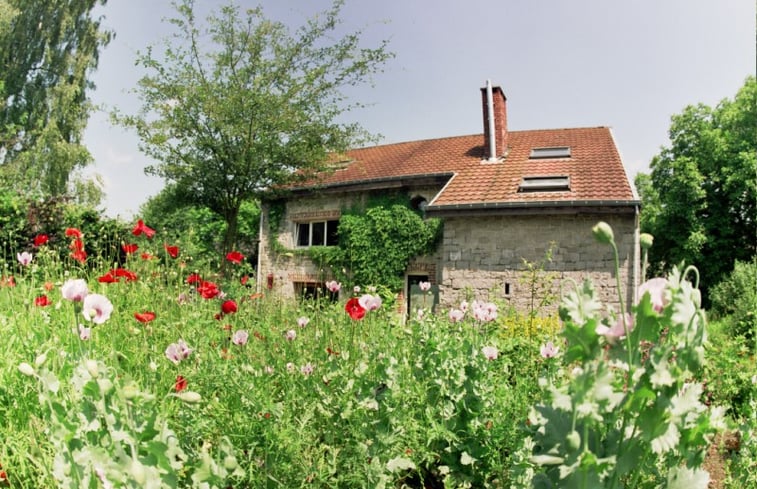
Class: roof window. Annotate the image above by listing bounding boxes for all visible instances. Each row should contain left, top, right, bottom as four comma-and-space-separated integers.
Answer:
529, 146, 571, 159
518, 175, 570, 192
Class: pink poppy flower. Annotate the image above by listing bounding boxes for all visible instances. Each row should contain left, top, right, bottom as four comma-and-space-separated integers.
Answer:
82, 294, 113, 324
165, 339, 192, 364
297, 316, 310, 328
540, 341, 559, 359
638, 278, 669, 312
325, 280, 341, 293
61, 278, 88, 302
481, 345, 498, 360
419, 281, 431, 292
232, 330, 249, 346
17, 251, 33, 266
78, 324, 91, 340
448, 309, 465, 322
285, 329, 297, 341
358, 294, 382, 311
596, 314, 634, 344
300, 363, 315, 375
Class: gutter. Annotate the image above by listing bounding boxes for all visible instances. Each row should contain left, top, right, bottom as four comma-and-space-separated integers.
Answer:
425, 199, 641, 217
284, 172, 455, 196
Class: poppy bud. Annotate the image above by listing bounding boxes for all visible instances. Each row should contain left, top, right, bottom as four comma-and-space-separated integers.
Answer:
592, 221, 614, 244
640, 233, 654, 250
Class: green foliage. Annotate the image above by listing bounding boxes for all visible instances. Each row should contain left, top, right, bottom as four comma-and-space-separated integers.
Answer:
709, 258, 757, 344
0, 0, 113, 198
524, 224, 722, 489
636, 76, 757, 300
334, 204, 441, 290
113, 0, 392, 253
705, 319, 757, 420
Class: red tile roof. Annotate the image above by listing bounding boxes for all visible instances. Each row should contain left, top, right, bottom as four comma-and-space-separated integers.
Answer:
302, 126, 638, 210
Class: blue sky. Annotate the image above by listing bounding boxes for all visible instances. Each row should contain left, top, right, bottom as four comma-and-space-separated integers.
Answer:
82, 0, 756, 218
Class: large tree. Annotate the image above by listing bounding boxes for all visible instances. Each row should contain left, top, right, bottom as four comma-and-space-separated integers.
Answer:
115, 0, 392, 253
0, 0, 112, 200
636, 76, 756, 295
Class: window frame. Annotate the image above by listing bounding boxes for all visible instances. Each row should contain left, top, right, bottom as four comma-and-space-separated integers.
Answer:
295, 219, 339, 248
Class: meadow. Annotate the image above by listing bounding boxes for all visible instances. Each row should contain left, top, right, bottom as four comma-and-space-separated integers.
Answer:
0, 220, 755, 488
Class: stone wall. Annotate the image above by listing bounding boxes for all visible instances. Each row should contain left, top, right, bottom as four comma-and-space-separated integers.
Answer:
439, 213, 639, 314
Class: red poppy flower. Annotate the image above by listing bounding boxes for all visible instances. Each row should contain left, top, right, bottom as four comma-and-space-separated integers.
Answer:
345, 297, 366, 320
140, 252, 154, 260
225, 250, 245, 264
33, 234, 49, 247
65, 228, 82, 238
69, 238, 84, 251
122, 243, 138, 254
70, 250, 87, 264
35, 295, 52, 307
250, 292, 264, 300
240, 275, 250, 285
186, 273, 202, 285
114, 268, 138, 282
197, 280, 220, 299
134, 311, 156, 323
98, 272, 119, 283
326, 347, 340, 356
132, 219, 155, 238
0, 465, 6, 482
174, 375, 187, 392
0, 275, 15, 287
221, 299, 238, 315
44, 281, 54, 291
164, 244, 179, 258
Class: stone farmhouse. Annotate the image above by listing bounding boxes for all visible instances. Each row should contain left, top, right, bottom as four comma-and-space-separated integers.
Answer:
256, 83, 641, 315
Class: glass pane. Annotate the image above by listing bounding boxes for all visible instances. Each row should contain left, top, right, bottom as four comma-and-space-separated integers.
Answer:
311, 221, 325, 246
326, 220, 339, 246
296, 223, 310, 246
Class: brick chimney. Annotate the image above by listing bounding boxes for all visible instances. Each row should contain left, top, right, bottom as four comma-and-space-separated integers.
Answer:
481, 83, 508, 161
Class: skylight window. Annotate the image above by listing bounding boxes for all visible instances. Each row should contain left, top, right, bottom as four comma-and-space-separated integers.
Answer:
529, 146, 571, 159
518, 176, 570, 192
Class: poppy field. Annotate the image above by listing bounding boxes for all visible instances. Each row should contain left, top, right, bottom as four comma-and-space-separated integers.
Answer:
0, 220, 755, 488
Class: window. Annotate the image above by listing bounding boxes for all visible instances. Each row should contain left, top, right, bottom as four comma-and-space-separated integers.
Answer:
518, 176, 570, 192
293, 282, 338, 302
296, 220, 339, 247
529, 146, 571, 159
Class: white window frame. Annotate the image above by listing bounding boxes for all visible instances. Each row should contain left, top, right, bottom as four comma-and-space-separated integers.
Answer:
295, 220, 339, 247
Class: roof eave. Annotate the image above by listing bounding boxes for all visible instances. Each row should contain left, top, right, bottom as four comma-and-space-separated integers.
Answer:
284, 172, 455, 196
425, 199, 641, 217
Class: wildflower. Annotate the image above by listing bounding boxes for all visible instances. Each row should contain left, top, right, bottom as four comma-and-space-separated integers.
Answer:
240, 275, 250, 285
297, 316, 310, 328
286, 362, 295, 372
0, 275, 15, 287
165, 340, 192, 364
34, 295, 52, 307
61, 278, 88, 302
174, 375, 187, 392
472, 301, 498, 322
285, 329, 297, 341
17, 251, 33, 266
300, 363, 315, 375
186, 273, 202, 285
134, 311, 156, 323
140, 252, 154, 260
164, 244, 179, 258
666, 466, 710, 489
177, 292, 189, 304
481, 345, 498, 360
221, 299, 238, 315
33, 234, 49, 247
540, 341, 559, 359
131, 219, 155, 238
264, 366, 274, 375
232, 330, 249, 346
419, 281, 431, 292
460, 300, 469, 313
325, 280, 341, 293
114, 268, 138, 282
354, 285, 361, 294
596, 313, 634, 344
65, 227, 83, 238
43, 281, 54, 291
78, 324, 91, 340
82, 294, 114, 324
225, 250, 245, 264
98, 272, 119, 283
122, 243, 138, 254
345, 297, 366, 320
448, 309, 465, 322
358, 293, 382, 311
197, 280, 220, 299
638, 277, 669, 312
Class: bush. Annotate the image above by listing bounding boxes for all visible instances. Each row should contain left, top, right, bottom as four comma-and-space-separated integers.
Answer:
710, 258, 757, 343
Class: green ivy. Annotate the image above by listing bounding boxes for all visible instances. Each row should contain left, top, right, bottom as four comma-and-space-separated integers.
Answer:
331, 204, 441, 291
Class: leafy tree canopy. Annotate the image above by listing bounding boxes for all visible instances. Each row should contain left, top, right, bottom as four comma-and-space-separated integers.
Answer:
114, 0, 393, 253
0, 0, 112, 200
636, 76, 756, 297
